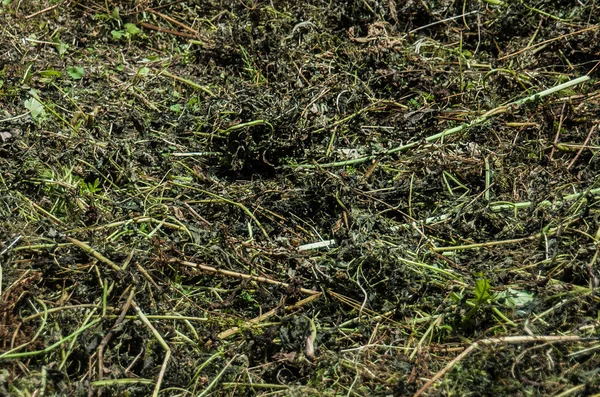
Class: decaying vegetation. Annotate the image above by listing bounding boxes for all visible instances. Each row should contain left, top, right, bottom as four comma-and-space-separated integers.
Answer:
1, 0, 599, 395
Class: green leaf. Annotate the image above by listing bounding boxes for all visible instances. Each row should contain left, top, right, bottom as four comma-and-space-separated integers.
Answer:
449, 291, 462, 303
40, 69, 62, 78
125, 23, 141, 36
169, 104, 182, 113
137, 67, 150, 76
53, 39, 68, 57
474, 278, 491, 303
39, 69, 62, 83
111, 30, 123, 40
84, 178, 101, 194
24, 97, 46, 120
111, 7, 120, 20
496, 288, 534, 309
483, 0, 505, 5
66, 66, 84, 80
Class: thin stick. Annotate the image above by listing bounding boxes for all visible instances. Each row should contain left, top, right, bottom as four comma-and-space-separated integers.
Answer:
131, 301, 171, 397
158, 70, 216, 97
25, 0, 66, 19
183, 202, 212, 226
176, 259, 321, 295
96, 289, 135, 393
499, 25, 600, 60
147, 9, 198, 36
568, 124, 597, 169
22, 304, 106, 321
433, 216, 580, 252
409, 10, 480, 34
0, 235, 21, 256
413, 186, 600, 227
413, 335, 592, 397
67, 237, 122, 272
218, 307, 278, 339
218, 293, 321, 339
432, 236, 535, 252
292, 75, 589, 169
17, 192, 66, 226
139, 22, 198, 39
98, 314, 208, 321
74, 216, 189, 234
549, 102, 567, 161
196, 354, 239, 397
171, 182, 269, 240
1, 317, 101, 359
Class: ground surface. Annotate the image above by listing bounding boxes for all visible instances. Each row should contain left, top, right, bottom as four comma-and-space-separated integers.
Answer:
1, 0, 600, 396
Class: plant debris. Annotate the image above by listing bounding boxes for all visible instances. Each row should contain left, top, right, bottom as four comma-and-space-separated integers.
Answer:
1, 0, 599, 396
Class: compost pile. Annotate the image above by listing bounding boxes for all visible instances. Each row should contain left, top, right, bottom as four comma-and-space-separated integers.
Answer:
1, 0, 599, 395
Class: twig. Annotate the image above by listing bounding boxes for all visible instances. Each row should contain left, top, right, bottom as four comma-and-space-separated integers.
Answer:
549, 102, 567, 161
91, 378, 154, 387
22, 304, 106, 321
158, 70, 216, 97
409, 10, 480, 34
291, 76, 590, 168
221, 382, 290, 390
0, 235, 21, 256
219, 119, 273, 135
170, 182, 270, 240
17, 192, 66, 226
499, 25, 600, 60
412, 186, 600, 227
171, 151, 222, 157
413, 335, 593, 397
72, 216, 192, 239
433, 216, 581, 252
98, 314, 208, 321
183, 202, 213, 226
568, 124, 597, 169
147, 9, 198, 36
66, 237, 122, 272
432, 236, 535, 252
96, 288, 135, 395
131, 301, 171, 397
1, 316, 101, 359
25, 0, 67, 19
218, 307, 278, 340
196, 354, 239, 397
218, 293, 321, 339
139, 22, 198, 39
0, 112, 30, 123
176, 259, 321, 295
